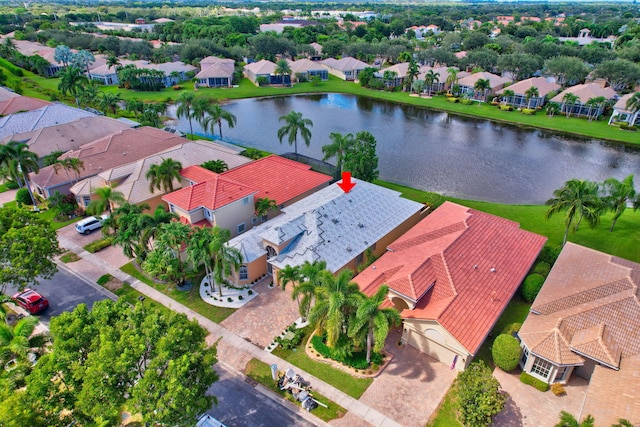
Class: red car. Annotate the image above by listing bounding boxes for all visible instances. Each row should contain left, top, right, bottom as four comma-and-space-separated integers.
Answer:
12, 289, 49, 314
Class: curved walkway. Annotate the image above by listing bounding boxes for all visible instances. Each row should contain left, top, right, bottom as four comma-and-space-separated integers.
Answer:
57, 235, 402, 427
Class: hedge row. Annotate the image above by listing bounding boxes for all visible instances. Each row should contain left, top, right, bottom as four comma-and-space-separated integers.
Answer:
84, 236, 114, 253
520, 371, 549, 392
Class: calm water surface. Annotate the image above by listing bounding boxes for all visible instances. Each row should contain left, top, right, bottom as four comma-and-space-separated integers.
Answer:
168, 94, 640, 204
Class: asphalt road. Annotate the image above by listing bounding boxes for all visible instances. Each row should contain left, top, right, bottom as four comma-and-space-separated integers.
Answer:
33, 265, 114, 325
206, 364, 319, 427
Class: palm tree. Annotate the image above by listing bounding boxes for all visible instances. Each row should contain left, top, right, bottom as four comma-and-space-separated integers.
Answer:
187, 226, 218, 293
423, 70, 440, 95
473, 78, 491, 102
525, 86, 539, 109
308, 269, 362, 349
322, 132, 355, 178
137, 205, 177, 254
204, 104, 237, 139
86, 185, 126, 215
562, 93, 580, 118
0, 141, 39, 206
57, 66, 87, 108
602, 175, 636, 231
106, 54, 121, 71
277, 111, 313, 160
545, 179, 603, 246
79, 80, 100, 108
625, 92, 640, 115
584, 96, 606, 121
446, 67, 458, 94
279, 264, 303, 316
146, 157, 183, 194
348, 285, 401, 364
292, 260, 327, 321
191, 96, 213, 134
98, 92, 122, 115
411, 79, 425, 95
149, 221, 192, 287
255, 197, 277, 222
554, 411, 595, 427
126, 98, 144, 119
201, 159, 228, 173
176, 92, 196, 139
405, 59, 420, 92
611, 420, 634, 427
53, 157, 85, 183
209, 227, 243, 296
546, 102, 561, 117
274, 59, 292, 86
502, 89, 515, 105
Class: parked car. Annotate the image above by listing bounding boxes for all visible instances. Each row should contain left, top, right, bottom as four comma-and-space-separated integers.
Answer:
12, 289, 49, 314
75, 215, 108, 235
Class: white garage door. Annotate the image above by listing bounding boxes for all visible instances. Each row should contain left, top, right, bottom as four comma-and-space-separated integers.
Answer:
406, 329, 459, 367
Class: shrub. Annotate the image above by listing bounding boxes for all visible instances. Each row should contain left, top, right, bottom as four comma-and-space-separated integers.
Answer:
15, 188, 32, 205
499, 104, 513, 111
227, 297, 233, 302
447, 97, 459, 103
84, 237, 114, 253
532, 261, 551, 277
521, 108, 536, 115
458, 361, 506, 427
492, 334, 522, 372
276, 328, 304, 350
521, 274, 545, 302
5, 180, 19, 190
502, 322, 522, 336
311, 335, 383, 369
238, 295, 243, 300
520, 371, 549, 392
248, 290, 253, 295
172, 85, 182, 90
550, 383, 566, 396
490, 101, 500, 106
619, 123, 637, 131
538, 245, 561, 266
460, 98, 473, 105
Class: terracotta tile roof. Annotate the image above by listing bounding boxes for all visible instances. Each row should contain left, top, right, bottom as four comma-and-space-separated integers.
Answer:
0, 96, 50, 115
550, 83, 618, 104
162, 174, 257, 211
520, 243, 640, 370
353, 201, 546, 355
30, 127, 184, 190
496, 77, 561, 98
222, 155, 332, 205
181, 165, 218, 183
0, 87, 20, 102
581, 355, 640, 426
458, 72, 510, 90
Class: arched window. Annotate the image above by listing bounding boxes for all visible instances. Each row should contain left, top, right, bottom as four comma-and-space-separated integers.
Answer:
266, 245, 277, 259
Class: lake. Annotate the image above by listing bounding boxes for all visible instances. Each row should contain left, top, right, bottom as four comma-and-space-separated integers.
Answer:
167, 93, 640, 204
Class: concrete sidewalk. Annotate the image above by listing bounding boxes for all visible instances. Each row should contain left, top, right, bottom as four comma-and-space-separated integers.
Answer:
57, 235, 400, 427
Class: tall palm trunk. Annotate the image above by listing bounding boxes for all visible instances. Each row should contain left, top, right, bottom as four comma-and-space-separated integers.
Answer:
366, 327, 373, 364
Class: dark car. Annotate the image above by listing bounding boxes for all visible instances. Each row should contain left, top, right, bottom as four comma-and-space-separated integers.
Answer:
12, 289, 49, 314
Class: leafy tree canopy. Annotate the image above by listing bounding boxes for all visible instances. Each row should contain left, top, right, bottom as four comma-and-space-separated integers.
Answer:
0, 300, 218, 427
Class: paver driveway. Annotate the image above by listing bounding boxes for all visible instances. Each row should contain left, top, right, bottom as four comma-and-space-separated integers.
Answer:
492, 367, 589, 427
221, 279, 300, 348
358, 328, 457, 427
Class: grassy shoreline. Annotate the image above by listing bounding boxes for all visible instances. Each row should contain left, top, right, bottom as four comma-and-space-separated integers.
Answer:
11, 64, 640, 147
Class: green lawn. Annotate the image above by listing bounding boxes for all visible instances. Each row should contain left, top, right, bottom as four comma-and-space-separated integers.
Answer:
426, 382, 462, 427
375, 180, 640, 263
120, 261, 236, 323
245, 358, 346, 423
272, 327, 373, 399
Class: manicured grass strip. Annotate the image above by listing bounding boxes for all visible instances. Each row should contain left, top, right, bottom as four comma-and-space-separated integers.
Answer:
245, 358, 346, 423
112, 283, 173, 318
272, 328, 372, 399
426, 382, 462, 427
120, 261, 235, 323
59, 251, 80, 263
374, 180, 446, 208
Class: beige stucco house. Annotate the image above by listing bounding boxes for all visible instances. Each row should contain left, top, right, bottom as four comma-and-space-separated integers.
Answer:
227, 180, 426, 288
354, 202, 546, 370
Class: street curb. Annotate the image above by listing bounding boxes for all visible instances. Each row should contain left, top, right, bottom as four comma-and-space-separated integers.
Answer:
215, 361, 330, 427
55, 260, 118, 301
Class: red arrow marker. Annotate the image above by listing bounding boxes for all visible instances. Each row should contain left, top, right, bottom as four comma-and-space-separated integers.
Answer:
337, 171, 356, 193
